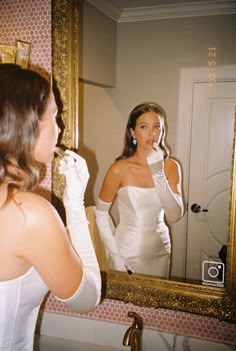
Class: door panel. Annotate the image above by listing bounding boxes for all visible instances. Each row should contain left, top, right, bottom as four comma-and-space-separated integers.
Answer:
186, 81, 236, 282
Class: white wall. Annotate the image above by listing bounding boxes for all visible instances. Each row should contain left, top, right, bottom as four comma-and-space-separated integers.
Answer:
79, 1, 116, 86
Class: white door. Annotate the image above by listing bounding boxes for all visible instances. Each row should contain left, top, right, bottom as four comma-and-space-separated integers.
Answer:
186, 81, 236, 283
173, 66, 236, 283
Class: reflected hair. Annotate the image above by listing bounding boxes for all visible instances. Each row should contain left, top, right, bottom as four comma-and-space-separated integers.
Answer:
116, 102, 169, 161
0, 63, 50, 192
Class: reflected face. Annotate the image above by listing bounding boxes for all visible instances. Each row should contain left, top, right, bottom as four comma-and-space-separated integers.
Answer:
34, 93, 59, 164
130, 111, 163, 151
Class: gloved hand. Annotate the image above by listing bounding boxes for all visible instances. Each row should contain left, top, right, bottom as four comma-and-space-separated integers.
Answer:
95, 198, 134, 274
147, 145, 164, 175
57, 149, 101, 313
147, 145, 183, 223
58, 150, 89, 207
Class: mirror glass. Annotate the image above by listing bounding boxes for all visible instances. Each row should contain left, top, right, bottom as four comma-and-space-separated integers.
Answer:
52, 0, 236, 322
79, 0, 236, 286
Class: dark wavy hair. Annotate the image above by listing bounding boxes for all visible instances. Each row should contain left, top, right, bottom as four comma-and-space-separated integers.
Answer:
116, 102, 169, 161
0, 63, 51, 192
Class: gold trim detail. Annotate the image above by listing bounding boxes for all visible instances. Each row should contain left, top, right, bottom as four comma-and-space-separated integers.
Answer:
51, 0, 79, 212
105, 270, 236, 323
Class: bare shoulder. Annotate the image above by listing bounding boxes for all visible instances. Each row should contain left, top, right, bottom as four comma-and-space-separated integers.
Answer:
164, 157, 182, 177
14, 190, 57, 212
11, 191, 83, 300
165, 157, 181, 169
14, 190, 62, 228
99, 159, 129, 201
105, 158, 129, 180
108, 158, 128, 173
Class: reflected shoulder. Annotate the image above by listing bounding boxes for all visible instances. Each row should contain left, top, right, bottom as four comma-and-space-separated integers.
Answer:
100, 159, 129, 198
107, 158, 128, 176
165, 157, 181, 170
164, 157, 182, 180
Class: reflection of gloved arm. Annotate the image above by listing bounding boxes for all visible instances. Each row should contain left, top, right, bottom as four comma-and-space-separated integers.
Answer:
147, 147, 183, 223
58, 150, 101, 313
95, 198, 134, 274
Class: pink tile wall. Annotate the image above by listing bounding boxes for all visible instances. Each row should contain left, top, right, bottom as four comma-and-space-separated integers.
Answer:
1, 0, 235, 346
43, 293, 236, 345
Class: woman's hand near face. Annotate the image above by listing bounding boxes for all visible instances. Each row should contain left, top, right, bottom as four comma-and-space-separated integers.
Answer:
57, 150, 101, 312
147, 151, 183, 222
147, 147, 182, 196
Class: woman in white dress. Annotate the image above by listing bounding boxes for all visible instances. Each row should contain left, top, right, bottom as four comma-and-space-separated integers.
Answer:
95, 102, 184, 278
0, 63, 101, 351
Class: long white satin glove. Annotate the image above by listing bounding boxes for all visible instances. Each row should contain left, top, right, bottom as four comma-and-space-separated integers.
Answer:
95, 198, 134, 274
58, 150, 101, 313
147, 146, 183, 223
59, 150, 89, 207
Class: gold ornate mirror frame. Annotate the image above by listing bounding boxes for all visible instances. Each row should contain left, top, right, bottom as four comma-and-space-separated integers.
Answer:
52, 0, 236, 323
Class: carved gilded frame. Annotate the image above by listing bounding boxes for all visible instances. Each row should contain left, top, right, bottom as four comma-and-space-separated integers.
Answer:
51, 0, 79, 205
52, 0, 236, 323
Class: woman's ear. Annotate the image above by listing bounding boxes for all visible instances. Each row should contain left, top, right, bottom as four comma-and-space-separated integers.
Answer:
130, 128, 135, 138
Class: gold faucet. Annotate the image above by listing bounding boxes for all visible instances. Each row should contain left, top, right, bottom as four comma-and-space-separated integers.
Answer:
123, 311, 143, 351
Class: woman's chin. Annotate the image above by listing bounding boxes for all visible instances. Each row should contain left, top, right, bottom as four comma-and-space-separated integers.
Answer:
35, 153, 54, 165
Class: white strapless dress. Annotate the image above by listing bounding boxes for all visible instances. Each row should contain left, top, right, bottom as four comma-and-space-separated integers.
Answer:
111, 186, 171, 278
0, 267, 48, 351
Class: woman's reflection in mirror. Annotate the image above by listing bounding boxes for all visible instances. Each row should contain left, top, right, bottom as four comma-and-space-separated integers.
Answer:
95, 102, 184, 278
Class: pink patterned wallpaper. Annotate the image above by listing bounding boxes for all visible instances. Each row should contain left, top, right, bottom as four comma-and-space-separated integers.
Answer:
0, 0, 51, 73
43, 294, 236, 344
0, 0, 235, 346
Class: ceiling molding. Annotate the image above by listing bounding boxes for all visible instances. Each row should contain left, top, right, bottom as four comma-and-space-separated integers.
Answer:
87, 0, 236, 23
86, 0, 122, 21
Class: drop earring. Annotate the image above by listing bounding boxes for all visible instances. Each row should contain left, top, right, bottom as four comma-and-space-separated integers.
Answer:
132, 137, 137, 145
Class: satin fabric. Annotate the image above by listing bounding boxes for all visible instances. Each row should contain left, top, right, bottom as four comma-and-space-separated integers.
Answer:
0, 267, 48, 351
111, 186, 170, 278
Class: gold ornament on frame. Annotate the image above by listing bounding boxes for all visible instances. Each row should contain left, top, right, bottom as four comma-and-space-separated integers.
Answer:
0, 39, 31, 68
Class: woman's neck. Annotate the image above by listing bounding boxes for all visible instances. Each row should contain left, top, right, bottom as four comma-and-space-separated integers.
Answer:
0, 183, 9, 208
132, 148, 150, 164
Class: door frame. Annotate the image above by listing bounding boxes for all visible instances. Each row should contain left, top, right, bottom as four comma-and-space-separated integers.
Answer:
174, 65, 236, 278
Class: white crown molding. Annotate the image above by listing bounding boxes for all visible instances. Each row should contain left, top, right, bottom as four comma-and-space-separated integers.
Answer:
119, 0, 236, 22
86, 0, 122, 21
87, 0, 236, 23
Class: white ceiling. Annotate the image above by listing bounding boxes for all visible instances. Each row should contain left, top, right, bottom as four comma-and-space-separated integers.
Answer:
86, 0, 236, 22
